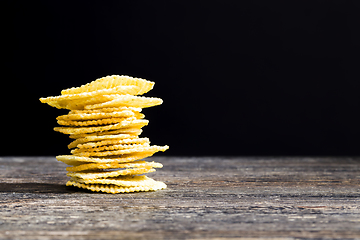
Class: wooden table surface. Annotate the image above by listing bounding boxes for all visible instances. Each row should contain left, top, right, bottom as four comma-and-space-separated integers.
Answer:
0, 156, 359, 239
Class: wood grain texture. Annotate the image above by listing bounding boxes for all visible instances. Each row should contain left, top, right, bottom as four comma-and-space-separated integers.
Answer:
0, 156, 360, 239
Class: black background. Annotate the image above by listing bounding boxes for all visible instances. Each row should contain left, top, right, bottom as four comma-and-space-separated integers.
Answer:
6, 1, 360, 156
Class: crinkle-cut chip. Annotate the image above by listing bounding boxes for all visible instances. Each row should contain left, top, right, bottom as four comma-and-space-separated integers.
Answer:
67, 167, 156, 180
57, 110, 136, 121
40, 89, 136, 110
54, 119, 148, 135
69, 175, 158, 187
57, 117, 146, 126
40, 85, 139, 105
56, 152, 156, 166
71, 143, 150, 154
69, 127, 143, 139
76, 137, 150, 149
85, 95, 163, 109
68, 134, 136, 149
72, 145, 169, 157
69, 107, 142, 114
66, 179, 167, 194
61, 75, 155, 96
66, 160, 163, 172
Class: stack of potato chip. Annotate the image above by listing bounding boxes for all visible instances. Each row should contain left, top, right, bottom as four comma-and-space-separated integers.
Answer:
40, 75, 168, 193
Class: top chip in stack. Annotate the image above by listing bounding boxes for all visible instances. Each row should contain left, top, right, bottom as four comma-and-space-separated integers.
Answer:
40, 75, 168, 193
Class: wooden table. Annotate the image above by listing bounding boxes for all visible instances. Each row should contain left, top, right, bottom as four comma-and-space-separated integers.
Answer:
0, 156, 359, 239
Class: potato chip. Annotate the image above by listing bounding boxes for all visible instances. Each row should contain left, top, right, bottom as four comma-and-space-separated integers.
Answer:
68, 133, 136, 149
61, 75, 154, 96
76, 137, 150, 149
71, 143, 150, 155
40, 93, 128, 110
57, 110, 136, 121
85, 95, 163, 109
69, 107, 142, 114
66, 179, 167, 194
67, 167, 156, 180
69, 127, 143, 139
66, 160, 162, 172
56, 152, 156, 166
72, 145, 169, 157
54, 119, 148, 135
57, 116, 146, 127
69, 175, 158, 187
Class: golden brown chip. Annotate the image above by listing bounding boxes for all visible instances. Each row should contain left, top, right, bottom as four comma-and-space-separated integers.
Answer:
66, 160, 163, 172
56, 152, 155, 166
76, 137, 150, 149
61, 75, 155, 96
71, 143, 150, 155
69, 107, 142, 114
40, 90, 136, 110
72, 145, 169, 157
57, 117, 146, 127
67, 167, 156, 180
54, 119, 148, 135
66, 179, 167, 194
57, 110, 136, 121
69, 175, 158, 187
67, 133, 136, 149
69, 127, 143, 139
85, 95, 163, 109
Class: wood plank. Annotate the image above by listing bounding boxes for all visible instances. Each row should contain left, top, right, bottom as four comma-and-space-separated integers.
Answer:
0, 156, 360, 239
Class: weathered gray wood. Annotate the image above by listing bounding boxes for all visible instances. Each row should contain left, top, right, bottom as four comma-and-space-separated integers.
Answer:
0, 156, 360, 239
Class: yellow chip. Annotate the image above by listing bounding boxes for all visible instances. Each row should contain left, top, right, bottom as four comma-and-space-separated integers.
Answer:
54, 119, 148, 135
56, 152, 156, 166
71, 143, 150, 155
40, 87, 138, 110
57, 110, 136, 121
76, 137, 150, 149
68, 133, 136, 149
66, 160, 163, 172
67, 167, 156, 180
72, 145, 169, 157
61, 75, 155, 96
69, 127, 143, 139
57, 117, 146, 126
66, 179, 167, 194
85, 95, 163, 109
69, 175, 158, 187
69, 107, 142, 114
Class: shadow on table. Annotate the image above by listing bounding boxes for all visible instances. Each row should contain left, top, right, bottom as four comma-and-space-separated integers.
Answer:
0, 183, 78, 194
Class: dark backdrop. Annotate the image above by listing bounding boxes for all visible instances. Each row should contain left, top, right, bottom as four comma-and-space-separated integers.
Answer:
6, 1, 360, 156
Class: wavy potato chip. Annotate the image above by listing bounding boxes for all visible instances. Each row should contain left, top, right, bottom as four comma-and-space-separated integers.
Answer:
54, 119, 148, 135
69, 175, 158, 187
66, 179, 167, 193
56, 152, 156, 166
76, 137, 150, 149
72, 145, 169, 157
66, 160, 163, 172
68, 133, 136, 149
71, 143, 150, 155
85, 95, 163, 109
57, 110, 136, 121
61, 75, 154, 96
57, 116, 145, 127
41, 93, 129, 110
69, 127, 143, 139
67, 167, 156, 180
69, 107, 142, 114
